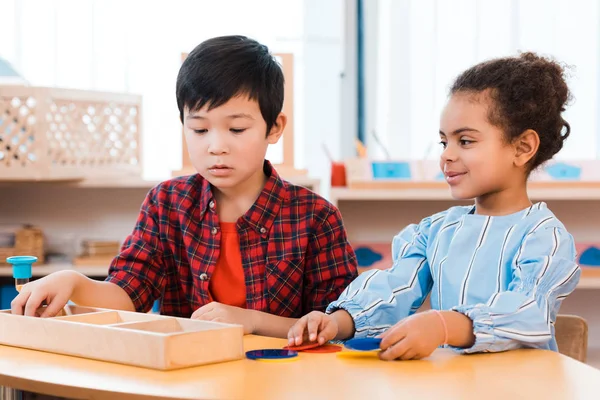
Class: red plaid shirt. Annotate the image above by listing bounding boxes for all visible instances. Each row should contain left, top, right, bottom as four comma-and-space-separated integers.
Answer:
106, 161, 358, 318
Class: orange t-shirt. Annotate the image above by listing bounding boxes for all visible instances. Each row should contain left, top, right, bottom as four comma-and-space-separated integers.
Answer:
209, 222, 247, 308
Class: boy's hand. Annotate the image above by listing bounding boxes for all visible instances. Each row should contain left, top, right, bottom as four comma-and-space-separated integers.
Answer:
11, 270, 80, 317
287, 311, 338, 346
378, 311, 446, 361
191, 302, 256, 334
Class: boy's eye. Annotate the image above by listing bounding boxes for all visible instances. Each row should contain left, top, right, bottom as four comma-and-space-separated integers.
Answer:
193, 129, 208, 134
230, 128, 247, 134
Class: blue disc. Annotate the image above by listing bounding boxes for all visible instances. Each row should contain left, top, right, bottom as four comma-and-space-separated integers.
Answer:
245, 349, 298, 360
344, 337, 382, 351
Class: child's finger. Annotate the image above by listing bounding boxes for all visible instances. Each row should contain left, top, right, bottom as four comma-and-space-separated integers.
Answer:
40, 294, 70, 318
380, 324, 407, 350
190, 302, 216, 319
400, 349, 417, 361
23, 291, 47, 317
317, 320, 337, 344
379, 319, 405, 339
192, 309, 218, 321
307, 315, 321, 342
10, 291, 31, 316
379, 337, 410, 361
287, 320, 304, 345
287, 328, 296, 346
290, 316, 308, 345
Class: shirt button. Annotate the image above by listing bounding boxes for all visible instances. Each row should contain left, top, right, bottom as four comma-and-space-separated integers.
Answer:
260, 227, 267, 234
209, 201, 215, 209
211, 227, 218, 235
199, 273, 208, 281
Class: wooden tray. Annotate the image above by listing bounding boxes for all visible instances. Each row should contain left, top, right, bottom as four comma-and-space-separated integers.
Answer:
0, 305, 244, 370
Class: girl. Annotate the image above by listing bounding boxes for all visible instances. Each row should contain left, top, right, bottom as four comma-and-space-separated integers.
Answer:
288, 52, 581, 360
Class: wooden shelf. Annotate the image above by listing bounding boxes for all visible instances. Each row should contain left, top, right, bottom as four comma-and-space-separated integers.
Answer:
331, 181, 600, 203
0, 174, 320, 191
1, 263, 597, 289
0, 176, 160, 189
0, 264, 108, 278
75, 175, 321, 192
577, 276, 600, 289
348, 180, 600, 190
579, 268, 600, 289
72, 176, 162, 189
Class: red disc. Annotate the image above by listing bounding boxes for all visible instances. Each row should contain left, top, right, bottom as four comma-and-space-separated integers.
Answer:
301, 344, 342, 353
283, 341, 321, 351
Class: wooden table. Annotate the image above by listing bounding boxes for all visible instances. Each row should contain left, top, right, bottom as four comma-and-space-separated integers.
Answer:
0, 335, 599, 399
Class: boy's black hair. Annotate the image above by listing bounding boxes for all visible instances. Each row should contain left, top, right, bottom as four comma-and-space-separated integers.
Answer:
176, 35, 284, 135
450, 52, 572, 171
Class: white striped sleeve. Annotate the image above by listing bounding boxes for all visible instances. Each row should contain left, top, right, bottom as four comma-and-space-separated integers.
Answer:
451, 226, 580, 354
326, 216, 435, 338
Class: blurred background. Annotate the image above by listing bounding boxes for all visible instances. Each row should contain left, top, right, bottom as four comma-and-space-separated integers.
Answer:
2, 0, 598, 181
1, 0, 599, 367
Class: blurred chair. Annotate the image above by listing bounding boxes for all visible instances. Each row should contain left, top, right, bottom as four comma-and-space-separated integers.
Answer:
555, 314, 588, 363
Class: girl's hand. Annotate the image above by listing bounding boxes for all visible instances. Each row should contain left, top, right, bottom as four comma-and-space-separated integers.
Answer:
378, 311, 446, 361
287, 311, 339, 346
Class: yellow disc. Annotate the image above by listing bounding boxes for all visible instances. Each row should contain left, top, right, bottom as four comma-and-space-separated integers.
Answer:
336, 350, 379, 358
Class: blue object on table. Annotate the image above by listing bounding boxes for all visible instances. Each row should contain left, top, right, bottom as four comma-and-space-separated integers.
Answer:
580, 246, 600, 267
544, 163, 582, 180
245, 349, 298, 360
371, 161, 411, 179
1, 285, 19, 309
344, 337, 382, 351
5, 255, 37, 279
354, 246, 383, 268
152, 298, 161, 314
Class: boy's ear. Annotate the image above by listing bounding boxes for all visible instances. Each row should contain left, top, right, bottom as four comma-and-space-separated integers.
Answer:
267, 113, 287, 144
513, 129, 540, 167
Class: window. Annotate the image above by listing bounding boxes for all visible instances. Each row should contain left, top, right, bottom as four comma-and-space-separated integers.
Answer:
363, 0, 600, 161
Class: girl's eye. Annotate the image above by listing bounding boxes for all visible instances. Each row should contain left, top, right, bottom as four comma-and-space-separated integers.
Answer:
439, 141, 447, 149
230, 128, 247, 134
193, 129, 208, 134
460, 139, 473, 146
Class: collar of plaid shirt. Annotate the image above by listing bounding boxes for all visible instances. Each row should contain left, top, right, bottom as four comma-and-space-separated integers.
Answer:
196, 160, 289, 237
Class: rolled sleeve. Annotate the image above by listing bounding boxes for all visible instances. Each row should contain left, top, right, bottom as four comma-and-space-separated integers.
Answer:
450, 226, 580, 354
105, 189, 167, 313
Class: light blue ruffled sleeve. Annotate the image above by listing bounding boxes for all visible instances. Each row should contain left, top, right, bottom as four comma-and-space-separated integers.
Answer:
326, 216, 434, 338
452, 226, 580, 353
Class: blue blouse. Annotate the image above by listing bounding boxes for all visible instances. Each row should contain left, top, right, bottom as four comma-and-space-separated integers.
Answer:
327, 202, 581, 353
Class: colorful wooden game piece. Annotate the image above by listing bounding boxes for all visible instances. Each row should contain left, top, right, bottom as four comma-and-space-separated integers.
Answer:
336, 350, 379, 358
283, 341, 321, 351
6, 255, 37, 292
301, 344, 342, 353
245, 349, 298, 361
344, 337, 382, 351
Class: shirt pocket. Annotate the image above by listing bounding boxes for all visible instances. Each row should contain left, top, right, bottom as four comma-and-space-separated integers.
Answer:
265, 258, 304, 318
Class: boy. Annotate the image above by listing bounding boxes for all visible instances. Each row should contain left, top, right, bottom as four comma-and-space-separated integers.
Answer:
11, 35, 358, 338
